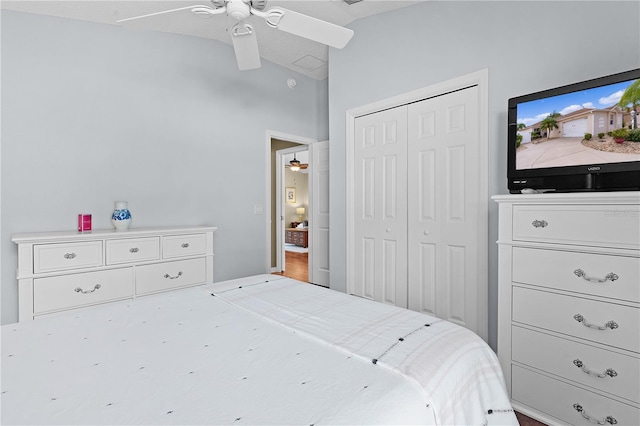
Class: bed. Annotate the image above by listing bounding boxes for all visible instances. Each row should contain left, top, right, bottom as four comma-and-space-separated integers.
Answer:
2, 274, 517, 425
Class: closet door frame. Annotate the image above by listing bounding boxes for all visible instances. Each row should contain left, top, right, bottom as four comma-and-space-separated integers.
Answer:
345, 69, 489, 341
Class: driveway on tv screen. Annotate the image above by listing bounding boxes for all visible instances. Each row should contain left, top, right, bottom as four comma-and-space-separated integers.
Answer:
516, 136, 640, 169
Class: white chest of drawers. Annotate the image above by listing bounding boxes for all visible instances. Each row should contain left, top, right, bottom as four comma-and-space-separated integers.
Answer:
12, 226, 217, 322
493, 192, 640, 426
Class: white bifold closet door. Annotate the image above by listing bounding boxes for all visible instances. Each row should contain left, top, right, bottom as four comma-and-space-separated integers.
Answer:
353, 86, 481, 334
353, 106, 408, 307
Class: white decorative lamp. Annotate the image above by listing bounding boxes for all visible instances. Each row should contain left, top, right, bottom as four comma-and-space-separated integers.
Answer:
296, 207, 305, 222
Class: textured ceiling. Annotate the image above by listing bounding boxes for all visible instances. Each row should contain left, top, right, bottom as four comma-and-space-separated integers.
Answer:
2, 0, 425, 79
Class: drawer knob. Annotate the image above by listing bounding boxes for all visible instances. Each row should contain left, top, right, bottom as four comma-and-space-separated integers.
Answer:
573, 314, 619, 330
64, 253, 77, 259
574, 269, 619, 283
164, 271, 183, 280
572, 403, 617, 425
573, 359, 618, 378
181, 243, 190, 248
74, 284, 101, 294
531, 219, 548, 228
129, 247, 140, 253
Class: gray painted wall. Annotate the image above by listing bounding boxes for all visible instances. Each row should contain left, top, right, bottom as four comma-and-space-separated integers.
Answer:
327, 1, 640, 350
1, 11, 328, 324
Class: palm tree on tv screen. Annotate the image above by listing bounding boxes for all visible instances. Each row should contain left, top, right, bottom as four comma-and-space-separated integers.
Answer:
618, 79, 640, 129
539, 113, 560, 140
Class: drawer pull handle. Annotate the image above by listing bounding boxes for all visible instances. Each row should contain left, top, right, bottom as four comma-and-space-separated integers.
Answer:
129, 247, 140, 253
573, 359, 618, 378
181, 243, 190, 248
74, 284, 101, 294
531, 219, 548, 228
574, 269, 619, 283
64, 253, 77, 259
164, 271, 183, 280
573, 314, 619, 330
572, 403, 617, 425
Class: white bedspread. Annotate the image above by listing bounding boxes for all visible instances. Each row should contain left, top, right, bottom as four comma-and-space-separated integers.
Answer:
2, 275, 517, 425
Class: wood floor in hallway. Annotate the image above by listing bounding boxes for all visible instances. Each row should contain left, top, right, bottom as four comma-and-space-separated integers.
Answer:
272, 250, 308, 282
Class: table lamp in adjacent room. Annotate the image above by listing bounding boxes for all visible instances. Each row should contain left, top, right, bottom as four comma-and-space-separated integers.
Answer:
296, 207, 305, 222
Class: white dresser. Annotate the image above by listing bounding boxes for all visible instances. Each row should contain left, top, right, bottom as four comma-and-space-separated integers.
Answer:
493, 193, 639, 426
12, 226, 217, 322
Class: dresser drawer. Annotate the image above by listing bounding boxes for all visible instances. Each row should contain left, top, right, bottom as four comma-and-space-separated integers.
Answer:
106, 237, 160, 265
33, 268, 133, 314
513, 326, 640, 403
513, 205, 640, 249
34, 241, 103, 273
512, 286, 640, 353
162, 234, 207, 259
513, 247, 640, 303
512, 365, 640, 426
135, 258, 206, 295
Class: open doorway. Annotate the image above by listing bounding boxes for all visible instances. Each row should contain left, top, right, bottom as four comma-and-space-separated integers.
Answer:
268, 137, 310, 282
266, 133, 329, 287
276, 147, 310, 282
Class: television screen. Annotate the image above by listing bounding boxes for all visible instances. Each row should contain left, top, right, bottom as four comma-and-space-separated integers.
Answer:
508, 68, 640, 193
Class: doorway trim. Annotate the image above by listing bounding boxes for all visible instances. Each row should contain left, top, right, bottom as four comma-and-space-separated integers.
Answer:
265, 130, 316, 275
276, 145, 309, 275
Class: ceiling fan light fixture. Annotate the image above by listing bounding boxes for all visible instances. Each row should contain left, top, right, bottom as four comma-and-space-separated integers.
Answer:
226, 0, 251, 20
289, 157, 302, 172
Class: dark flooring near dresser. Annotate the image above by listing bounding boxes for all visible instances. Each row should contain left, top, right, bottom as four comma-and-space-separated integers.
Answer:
516, 411, 547, 426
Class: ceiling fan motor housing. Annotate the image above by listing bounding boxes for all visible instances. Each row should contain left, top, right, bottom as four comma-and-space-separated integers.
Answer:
210, 0, 268, 14
226, 1, 251, 20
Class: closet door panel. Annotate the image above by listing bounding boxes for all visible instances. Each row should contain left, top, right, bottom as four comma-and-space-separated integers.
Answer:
407, 86, 480, 333
353, 107, 408, 307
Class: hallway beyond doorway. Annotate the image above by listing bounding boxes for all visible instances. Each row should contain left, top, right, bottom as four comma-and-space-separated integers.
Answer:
273, 251, 308, 282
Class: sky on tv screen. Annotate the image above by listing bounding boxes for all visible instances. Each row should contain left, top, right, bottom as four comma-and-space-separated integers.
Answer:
517, 79, 637, 127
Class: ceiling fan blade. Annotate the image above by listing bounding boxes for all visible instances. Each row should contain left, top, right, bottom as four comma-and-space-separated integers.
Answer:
261, 8, 354, 49
116, 5, 224, 24
231, 22, 261, 70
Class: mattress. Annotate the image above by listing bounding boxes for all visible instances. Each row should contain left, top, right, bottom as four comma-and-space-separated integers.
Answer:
2, 274, 517, 425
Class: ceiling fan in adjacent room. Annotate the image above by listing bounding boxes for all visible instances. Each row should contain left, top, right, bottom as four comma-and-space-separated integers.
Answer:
117, 0, 355, 71
285, 154, 308, 171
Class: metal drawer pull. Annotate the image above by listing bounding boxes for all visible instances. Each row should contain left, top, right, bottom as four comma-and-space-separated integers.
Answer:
573, 403, 617, 425
573, 314, 619, 330
164, 271, 183, 280
574, 269, 619, 283
181, 243, 190, 248
573, 359, 618, 378
74, 284, 101, 294
531, 219, 548, 228
64, 253, 77, 259
129, 247, 140, 253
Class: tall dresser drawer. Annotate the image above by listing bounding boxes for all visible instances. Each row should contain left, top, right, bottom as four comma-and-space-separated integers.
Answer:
136, 258, 206, 295
513, 247, 640, 302
512, 366, 640, 426
162, 234, 207, 258
34, 241, 103, 273
33, 268, 133, 314
512, 326, 640, 403
512, 286, 640, 353
513, 205, 640, 249
106, 237, 160, 265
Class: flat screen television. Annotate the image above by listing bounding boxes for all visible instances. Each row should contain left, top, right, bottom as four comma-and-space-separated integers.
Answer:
508, 68, 640, 193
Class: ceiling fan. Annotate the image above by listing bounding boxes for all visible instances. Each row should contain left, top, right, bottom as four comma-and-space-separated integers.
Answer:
286, 154, 308, 171
117, 0, 355, 71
